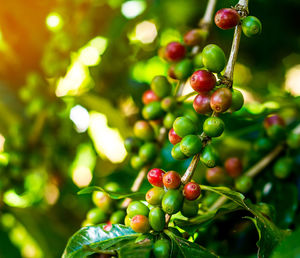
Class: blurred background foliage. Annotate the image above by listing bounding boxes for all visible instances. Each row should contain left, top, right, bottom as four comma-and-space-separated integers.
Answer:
0, 0, 299, 257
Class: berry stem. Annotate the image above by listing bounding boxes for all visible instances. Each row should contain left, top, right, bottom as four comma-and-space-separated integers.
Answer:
177, 91, 197, 102
181, 153, 201, 184
199, 0, 218, 30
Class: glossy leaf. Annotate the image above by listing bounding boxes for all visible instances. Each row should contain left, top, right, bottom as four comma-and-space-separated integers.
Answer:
118, 238, 153, 258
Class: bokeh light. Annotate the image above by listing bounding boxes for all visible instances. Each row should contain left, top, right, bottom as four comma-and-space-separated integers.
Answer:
121, 0, 146, 19
70, 105, 90, 133
285, 64, 300, 96
135, 21, 157, 44
46, 12, 63, 32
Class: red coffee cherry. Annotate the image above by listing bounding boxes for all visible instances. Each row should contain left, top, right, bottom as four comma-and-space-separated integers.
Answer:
224, 157, 243, 178
183, 182, 201, 200
263, 114, 285, 129
163, 171, 181, 189
142, 90, 160, 105
183, 29, 205, 46
147, 168, 165, 187
130, 215, 150, 233
215, 8, 240, 30
190, 70, 216, 93
165, 42, 186, 62
168, 128, 182, 145
210, 88, 232, 113
206, 166, 228, 185
193, 93, 212, 115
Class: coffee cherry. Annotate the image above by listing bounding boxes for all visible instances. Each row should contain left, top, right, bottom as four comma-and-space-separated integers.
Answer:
161, 96, 177, 112
146, 187, 165, 205
180, 135, 202, 157
287, 132, 300, 149
181, 200, 199, 217
203, 117, 225, 137
124, 215, 131, 227
92, 191, 113, 213
173, 116, 196, 138
142, 90, 160, 105
202, 44, 226, 73
147, 168, 165, 187
164, 113, 176, 129
174, 59, 194, 80
153, 239, 171, 258
263, 114, 285, 129
215, 8, 240, 30
200, 145, 219, 168
183, 182, 201, 201
151, 76, 172, 98
171, 143, 188, 160
165, 42, 186, 62
133, 120, 155, 141
131, 155, 145, 170
168, 64, 177, 79
235, 175, 252, 193
230, 89, 244, 111
190, 70, 216, 93
193, 93, 212, 115
162, 189, 184, 214
142, 101, 165, 120
193, 52, 204, 68
163, 171, 181, 189
206, 166, 228, 185
110, 210, 126, 224
242, 16, 262, 37
86, 208, 108, 224
225, 157, 243, 178
139, 142, 158, 163
273, 157, 293, 179
130, 215, 150, 233
254, 137, 273, 153
210, 88, 232, 113
184, 29, 207, 46
266, 125, 286, 141
127, 201, 150, 218
149, 207, 165, 231
168, 128, 182, 145
124, 137, 143, 153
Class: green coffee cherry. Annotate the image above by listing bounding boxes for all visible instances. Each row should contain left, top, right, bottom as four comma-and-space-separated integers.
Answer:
92, 191, 113, 213
200, 145, 219, 168
180, 135, 202, 157
110, 210, 126, 224
124, 137, 143, 153
162, 189, 184, 215
202, 44, 226, 73
181, 200, 199, 218
127, 201, 150, 218
130, 215, 150, 233
153, 239, 171, 258
163, 113, 177, 129
287, 132, 300, 149
242, 16, 262, 37
173, 116, 196, 138
131, 155, 145, 170
145, 187, 165, 206
203, 117, 225, 137
151, 76, 172, 98
139, 143, 158, 163
193, 52, 204, 68
142, 101, 165, 120
161, 97, 177, 112
174, 59, 194, 80
171, 143, 188, 160
273, 157, 293, 179
235, 175, 253, 193
149, 207, 165, 231
86, 208, 108, 224
254, 137, 273, 153
134, 120, 155, 141
230, 89, 244, 111
266, 124, 286, 141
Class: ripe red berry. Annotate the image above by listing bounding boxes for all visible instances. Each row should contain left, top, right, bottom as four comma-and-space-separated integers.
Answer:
163, 171, 181, 189
142, 90, 160, 105
168, 128, 182, 145
215, 8, 240, 30
206, 166, 228, 185
165, 42, 186, 62
183, 29, 205, 46
263, 114, 285, 129
210, 88, 232, 113
224, 157, 243, 178
193, 93, 212, 115
183, 182, 201, 201
147, 168, 165, 187
190, 70, 216, 93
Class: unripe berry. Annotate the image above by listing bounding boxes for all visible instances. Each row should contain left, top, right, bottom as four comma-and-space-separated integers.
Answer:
161, 96, 177, 112
200, 145, 219, 168
127, 201, 150, 218
242, 16, 262, 37
131, 155, 145, 170
139, 142, 158, 163
149, 207, 165, 231
86, 208, 108, 224
174, 59, 194, 80
142, 101, 165, 120
171, 143, 188, 160
153, 239, 171, 258
168, 128, 182, 145
206, 166, 228, 185
147, 168, 165, 187
163, 171, 181, 189
235, 175, 252, 193
193, 52, 204, 68
133, 120, 154, 141
180, 135, 203, 157
225, 157, 243, 178
181, 200, 199, 218
215, 8, 240, 30
145, 187, 165, 205
183, 182, 201, 200
92, 191, 113, 213
162, 189, 184, 214
202, 44, 226, 73
193, 93, 212, 115
142, 90, 160, 105
203, 117, 225, 137
173, 116, 196, 138
151, 75, 172, 98
164, 113, 177, 129
210, 88, 232, 113
230, 89, 244, 111
165, 42, 186, 62
273, 157, 293, 179
124, 137, 143, 153
190, 70, 216, 93
130, 215, 150, 233
184, 29, 208, 46
110, 210, 126, 224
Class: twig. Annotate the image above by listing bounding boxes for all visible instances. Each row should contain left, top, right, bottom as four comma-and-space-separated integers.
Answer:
181, 153, 201, 184
208, 196, 227, 211
177, 91, 197, 102
199, 0, 218, 30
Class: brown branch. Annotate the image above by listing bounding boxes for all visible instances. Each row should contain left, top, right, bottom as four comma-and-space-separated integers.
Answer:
199, 0, 218, 30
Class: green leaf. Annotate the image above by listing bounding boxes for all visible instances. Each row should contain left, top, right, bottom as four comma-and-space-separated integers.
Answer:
77, 186, 144, 200
164, 229, 218, 258
118, 238, 153, 258
62, 224, 139, 258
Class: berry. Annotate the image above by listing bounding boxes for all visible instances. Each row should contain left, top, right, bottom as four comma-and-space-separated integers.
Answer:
215, 8, 240, 30
149, 207, 165, 231
206, 166, 228, 185
163, 171, 181, 189
181, 200, 199, 218
168, 64, 177, 79
171, 143, 188, 160
203, 117, 225, 137
273, 157, 293, 179
147, 168, 165, 187
200, 145, 219, 168
230, 89, 244, 111
193, 92, 212, 115
202, 44, 226, 73
142, 101, 165, 120
110, 210, 126, 224
151, 76, 172, 98
146, 187, 165, 205
263, 114, 285, 129
162, 189, 184, 214
133, 120, 155, 141
104, 182, 121, 192
92, 191, 113, 213
225, 157, 243, 178
130, 215, 150, 233
174, 59, 194, 80
161, 96, 177, 112
131, 155, 145, 170
193, 52, 204, 68
165, 42, 186, 62
173, 116, 196, 138
142, 90, 160, 105
124, 137, 143, 153
86, 208, 108, 224
210, 88, 232, 113
254, 137, 273, 153
180, 135, 202, 157
266, 125, 286, 141
164, 113, 177, 129
242, 16, 262, 37
139, 142, 158, 163
184, 29, 208, 46
235, 175, 252, 193
168, 128, 182, 145
287, 132, 300, 149
190, 70, 216, 93
153, 239, 171, 258
183, 182, 201, 201
124, 215, 131, 227
127, 201, 150, 218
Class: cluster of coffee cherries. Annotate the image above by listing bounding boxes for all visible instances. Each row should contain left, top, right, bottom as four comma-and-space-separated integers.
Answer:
125, 168, 201, 234
83, 182, 126, 227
